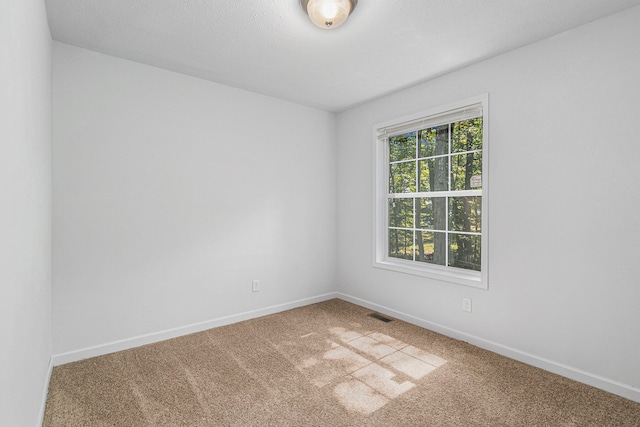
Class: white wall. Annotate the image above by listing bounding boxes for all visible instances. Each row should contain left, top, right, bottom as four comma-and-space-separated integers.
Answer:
52, 43, 337, 356
50, 3, 640, 404
0, 0, 52, 425
337, 6, 640, 401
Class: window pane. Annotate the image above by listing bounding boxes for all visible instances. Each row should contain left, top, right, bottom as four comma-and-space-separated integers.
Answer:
417, 197, 446, 230
418, 160, 430, 192
390, 161, 416, 193
448, 234, 481, 271
451, 152, 482, 191
452, 118, 483, 153
415, 231, 446, 265
449, 197, 482, 232
418, 128, 436, 158
418, 157, 448, 192
389, 132, 416, 162
389, 229, 414, 260
419, 125, 449, 158
388, 198, 414, 228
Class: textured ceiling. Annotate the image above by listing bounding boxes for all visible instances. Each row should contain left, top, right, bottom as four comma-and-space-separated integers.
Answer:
45, 0, 640, 112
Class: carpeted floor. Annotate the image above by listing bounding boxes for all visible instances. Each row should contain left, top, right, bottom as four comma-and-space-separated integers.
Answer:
44, 299, 640, 426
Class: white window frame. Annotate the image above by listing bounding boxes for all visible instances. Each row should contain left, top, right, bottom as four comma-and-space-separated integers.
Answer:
373, 94, 489, 289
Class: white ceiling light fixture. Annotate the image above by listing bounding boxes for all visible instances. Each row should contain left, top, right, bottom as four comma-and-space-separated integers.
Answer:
300, 0, 358, 30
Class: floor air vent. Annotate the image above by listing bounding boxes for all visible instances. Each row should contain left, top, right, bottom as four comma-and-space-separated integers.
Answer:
367, 312, 394, 323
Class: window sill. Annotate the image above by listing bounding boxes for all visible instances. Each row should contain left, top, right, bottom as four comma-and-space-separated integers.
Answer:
373, 259, 487, 289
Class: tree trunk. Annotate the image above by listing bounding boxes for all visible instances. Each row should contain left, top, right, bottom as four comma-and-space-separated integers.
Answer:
431, 125, 448, 265
415, 198, 424, 262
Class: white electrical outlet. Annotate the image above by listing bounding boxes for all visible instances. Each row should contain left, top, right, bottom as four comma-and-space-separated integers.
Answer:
462, 297, 472, 313
252, 280, 260, 292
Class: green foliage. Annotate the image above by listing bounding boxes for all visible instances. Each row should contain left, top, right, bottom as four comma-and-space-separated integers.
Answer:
449, 234, 481, 271
451, 152, 482, 190
389, 162, 416, 193
452, 118, 483, 153
388, 199, 413, 228
449, 197, 481, 232
388, 229, 414, 260
389, 132, 416, 162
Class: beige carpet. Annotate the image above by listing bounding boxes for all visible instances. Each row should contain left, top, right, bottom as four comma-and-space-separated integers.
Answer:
44, 299, 640, 426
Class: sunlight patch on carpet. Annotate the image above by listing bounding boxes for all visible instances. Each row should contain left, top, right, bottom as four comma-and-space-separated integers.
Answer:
296, 327, 447, 415
334, 379, 389, 415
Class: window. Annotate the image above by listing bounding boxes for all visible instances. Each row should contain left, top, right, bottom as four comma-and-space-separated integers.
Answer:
374, 95, 488, 288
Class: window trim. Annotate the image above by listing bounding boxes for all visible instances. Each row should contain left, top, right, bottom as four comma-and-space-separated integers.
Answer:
373, 94, 489, 289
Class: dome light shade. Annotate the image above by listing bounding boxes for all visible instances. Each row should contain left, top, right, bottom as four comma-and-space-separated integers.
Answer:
301, 0, 357, 29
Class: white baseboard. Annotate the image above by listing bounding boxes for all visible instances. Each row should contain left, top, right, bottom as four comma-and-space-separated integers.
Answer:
38, 357, 53, 426
50, 291, 639, 403
52, 292, 338, 366
337, 292, 640, 404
